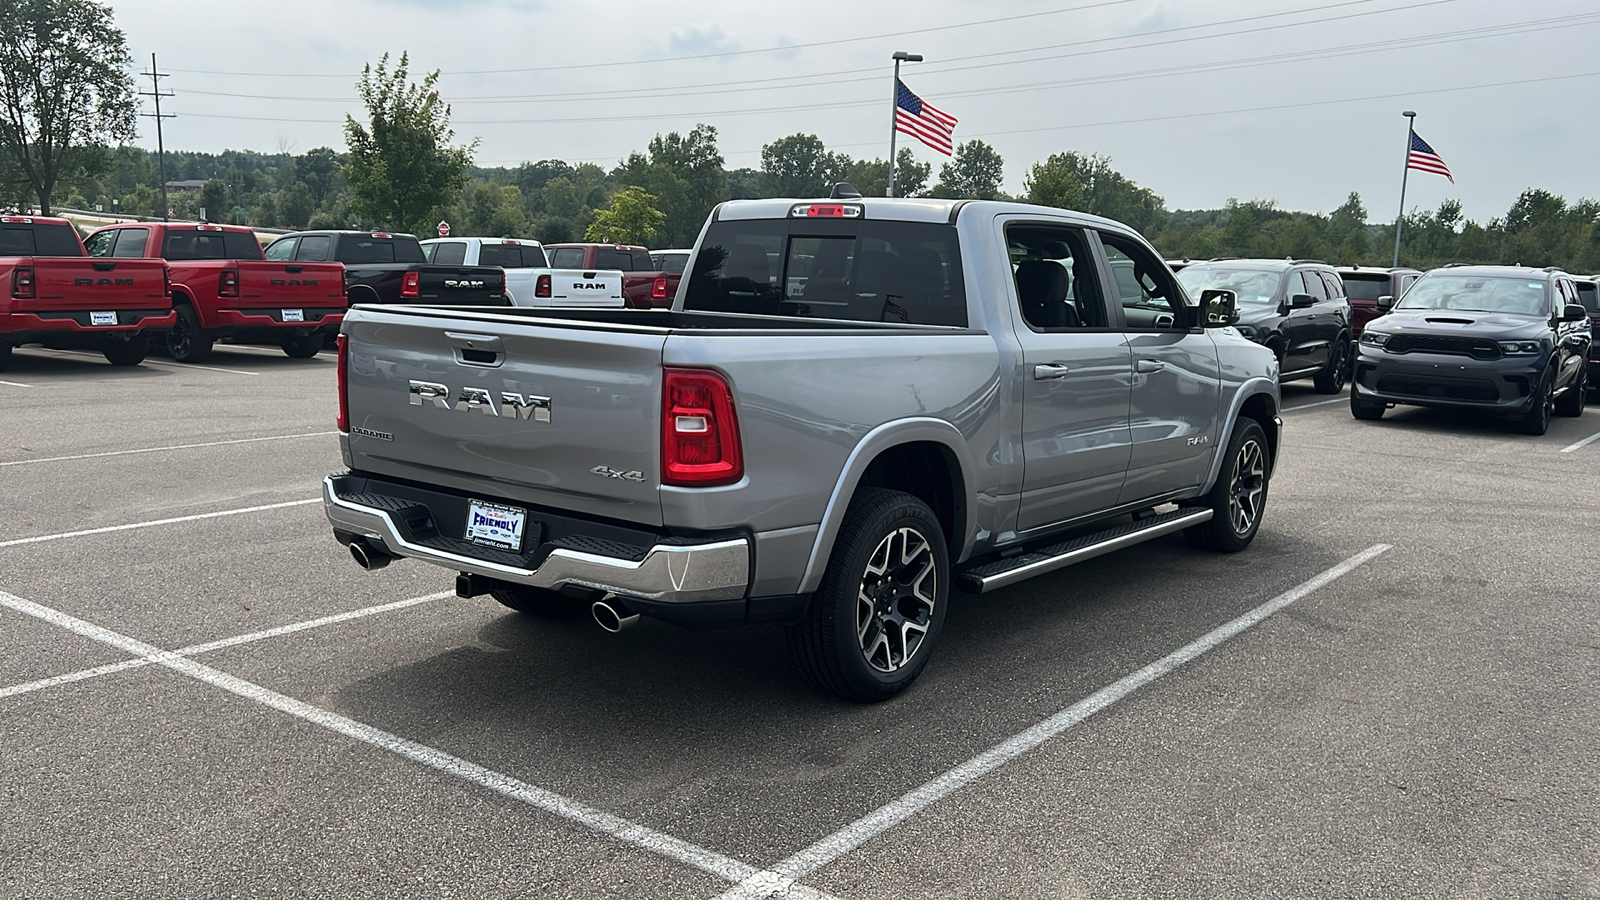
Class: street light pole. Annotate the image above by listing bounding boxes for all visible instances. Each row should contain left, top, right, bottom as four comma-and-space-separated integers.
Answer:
887, 50, 922, 197
1392, 110, 1418, 267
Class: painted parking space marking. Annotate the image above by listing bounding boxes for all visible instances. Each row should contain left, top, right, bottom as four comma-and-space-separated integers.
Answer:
0, 588, 843, 899
35, 348, 262, 376
0, 590, 453, 701
1283, 397, 1347, 412
0, 379, 32, 388
715, 543, 1392, 900
0, 432, 337, 467
0, 498, 319, 549
1559, 428, 1600, 453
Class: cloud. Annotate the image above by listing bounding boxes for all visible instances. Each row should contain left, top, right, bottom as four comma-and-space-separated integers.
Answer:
666, 23, 741, 57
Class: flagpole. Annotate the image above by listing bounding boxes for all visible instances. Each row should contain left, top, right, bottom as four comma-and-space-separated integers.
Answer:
1392, 109, 1417, 267
887, 51, 921, 197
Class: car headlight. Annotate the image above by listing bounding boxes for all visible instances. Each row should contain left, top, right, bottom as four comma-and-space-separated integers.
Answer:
1360, 331, 1391, 347
1498, 341, 1540, 354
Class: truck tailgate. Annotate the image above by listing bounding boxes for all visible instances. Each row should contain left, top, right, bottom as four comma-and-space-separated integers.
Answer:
23, 257, 169, 310
417, 265, 505, 304
344, 310, 666, 527
237, 261, 346, 308
541, 269, 626, 307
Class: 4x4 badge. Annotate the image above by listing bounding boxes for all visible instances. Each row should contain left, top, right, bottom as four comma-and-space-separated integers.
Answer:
590, 465, 645, 482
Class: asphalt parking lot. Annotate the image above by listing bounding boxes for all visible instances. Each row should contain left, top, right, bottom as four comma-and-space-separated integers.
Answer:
2, 347, 1596, 899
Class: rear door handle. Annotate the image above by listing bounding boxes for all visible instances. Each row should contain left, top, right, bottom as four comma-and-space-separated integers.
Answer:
1136, 359, 1165, 374
1033, 363, 1071, 380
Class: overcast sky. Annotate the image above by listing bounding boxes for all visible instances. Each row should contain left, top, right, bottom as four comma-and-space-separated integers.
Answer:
107, 0, 1599, 222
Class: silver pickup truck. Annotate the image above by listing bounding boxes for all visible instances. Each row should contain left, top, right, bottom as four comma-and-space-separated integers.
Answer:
325, 195, 1282, 701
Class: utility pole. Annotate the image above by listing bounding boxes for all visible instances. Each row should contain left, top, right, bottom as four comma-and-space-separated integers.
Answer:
140, 53, 175, 222
886, 50, 922, 197
1392, 110, 1417, 267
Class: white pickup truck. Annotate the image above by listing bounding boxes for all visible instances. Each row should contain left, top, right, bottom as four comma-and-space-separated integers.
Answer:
421, 237, 625, 308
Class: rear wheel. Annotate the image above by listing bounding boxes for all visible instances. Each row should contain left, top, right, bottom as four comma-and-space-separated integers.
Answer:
281, 332, 323, 359
1517, 368, 1555, 435
1351, 390, 1386, 420
1555, 367, 1586, 418
1313, 334, 1349, 394
490, 585, 588, 618
102, 334, 149, 367
166, 305, 213, 363
1184, 418, 1269, 553
787, 488, 948, 702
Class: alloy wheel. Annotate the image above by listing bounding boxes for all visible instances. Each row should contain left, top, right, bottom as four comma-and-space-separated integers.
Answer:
168, 314, 192, 358
1228, 439, 1266, 535
856, 526, 938, 674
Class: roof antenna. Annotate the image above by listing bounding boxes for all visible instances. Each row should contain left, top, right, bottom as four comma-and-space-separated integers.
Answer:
829, 182, 862, 199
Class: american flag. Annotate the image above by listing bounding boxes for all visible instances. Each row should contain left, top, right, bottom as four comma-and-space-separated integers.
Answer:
1407, 132, 1454, 183
895, 79, 958, 156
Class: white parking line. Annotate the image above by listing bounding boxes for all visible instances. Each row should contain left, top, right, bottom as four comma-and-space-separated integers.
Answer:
0, 498, 319, 549
0, 588, 842, 899
716, 543, 1393, 900
0, 379, 32, 388
1559, 429, 1600, 453
0, 432, 337, 467
0, 591, 453, 701
37, 348, 261, 376
1284, 397, 1346, 412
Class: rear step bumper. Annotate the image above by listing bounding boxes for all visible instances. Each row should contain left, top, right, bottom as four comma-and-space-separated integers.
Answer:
956, 508, 1212, 593
323, 475, 749, 604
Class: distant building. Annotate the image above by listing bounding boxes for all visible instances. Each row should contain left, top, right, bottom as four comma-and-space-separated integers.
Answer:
165, 180, 207, 192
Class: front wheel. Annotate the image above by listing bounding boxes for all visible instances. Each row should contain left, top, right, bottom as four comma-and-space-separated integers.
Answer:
1351, 389, 1386, 420
281, 332, 323, 359
1313, 334, 1350, 394
1517, 368, 1554, 435
787, 488, 949, 702
102, 334, 149, 367
1184, 418, 1270, 553
1554, 367, 1585, 418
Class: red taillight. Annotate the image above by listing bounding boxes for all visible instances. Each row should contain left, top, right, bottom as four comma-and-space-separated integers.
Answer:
662, 368, 742, 487
535, 274, 551, 298
401, 271, 420, 298
341, 267, 350, 298
219, 268, 239, 298
12, 266, 35, 299
163, 266, 172, 298
336, 334, 349, 433
651, 276, 668, 301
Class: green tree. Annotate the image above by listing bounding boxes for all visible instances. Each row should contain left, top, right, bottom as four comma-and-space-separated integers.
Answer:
760, 133, 848, 198
1024, 154, 1087, 211
342, 52, 475, 234
1023, 151, 1163, 231
840, 148, 930, 197
932, 140, 1005, 200
584, 186, 664, 245
277, 183, 315, 229
200, 179, 228, 221
0, 0, 136, 214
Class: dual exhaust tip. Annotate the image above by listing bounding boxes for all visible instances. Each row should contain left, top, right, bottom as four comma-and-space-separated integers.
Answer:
351, 538, 639, 633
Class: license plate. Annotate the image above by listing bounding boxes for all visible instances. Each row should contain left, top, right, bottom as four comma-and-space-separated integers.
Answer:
282, 309, 305, 322
465, 500, 526, 551
89, 311, 117, 326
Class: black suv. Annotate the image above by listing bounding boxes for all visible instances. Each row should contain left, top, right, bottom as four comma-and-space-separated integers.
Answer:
1176, 259, 1352, 393
1575, 276, 1600, 396
1336, 265, 1422, 340
1350, 265, 1591, 434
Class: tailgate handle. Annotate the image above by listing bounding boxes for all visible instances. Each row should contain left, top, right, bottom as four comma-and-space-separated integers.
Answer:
285, 265, 304, 273
445, 331, 504, 368
92, 261, 116, 271
583, 271, 597, 278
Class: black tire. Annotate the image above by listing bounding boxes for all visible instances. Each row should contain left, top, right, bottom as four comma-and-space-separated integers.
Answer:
1313, 334, 1350, 394
1517, 367, 1555, 435
490, 585, 588, 618
1184, 418, 1270, 553
1555, 367, 1585, 418
1351, 389, 1386, 420
0, 342, 11, 370
281, 332, 323, 359
787, 488, 949, 702
166, 305, 214, 363
101, 334, 149, 367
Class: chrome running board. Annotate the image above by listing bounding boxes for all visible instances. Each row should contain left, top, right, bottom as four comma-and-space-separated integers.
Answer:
954, 508, 1213, 594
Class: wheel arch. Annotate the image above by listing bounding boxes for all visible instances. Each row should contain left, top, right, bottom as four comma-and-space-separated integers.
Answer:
797, 418, 975, 595
1201, 381, 1281, 492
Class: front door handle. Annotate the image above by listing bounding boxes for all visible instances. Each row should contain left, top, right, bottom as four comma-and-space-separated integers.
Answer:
1136, 358, 1165, 374
1033, 363, 1071, 380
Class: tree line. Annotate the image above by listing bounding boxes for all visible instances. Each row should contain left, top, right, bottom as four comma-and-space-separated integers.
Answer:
4, 0, 1599, 273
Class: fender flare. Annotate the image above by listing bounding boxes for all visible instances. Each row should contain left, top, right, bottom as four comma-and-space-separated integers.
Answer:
797, 417, 978, 595
1201, 379, 1281, 493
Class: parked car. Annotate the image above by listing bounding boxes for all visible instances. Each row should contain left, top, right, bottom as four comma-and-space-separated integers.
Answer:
85, 222, 346, 362
1, 214, 172, 369
650, 249, 691, 276
1175, 258, 1352, 393
1350, 265, 1590, 433
1335, 265, 1422, 340
264, 231, 507, 307
322, 195, 1282, 701
421, 237, 624, 308
1574, 276, 1600, 396
1164, 257, 1194, 272
542, 242, 678, 308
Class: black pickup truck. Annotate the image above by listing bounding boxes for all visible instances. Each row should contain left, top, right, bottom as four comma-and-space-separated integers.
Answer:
263, 230, 507, 306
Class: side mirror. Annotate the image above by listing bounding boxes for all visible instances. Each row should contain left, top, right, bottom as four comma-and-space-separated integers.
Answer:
1201, 289, 1238, 327
1376, 294, 1396, 311
1563, 303, 1588, 322
1289, 293, 1317, 310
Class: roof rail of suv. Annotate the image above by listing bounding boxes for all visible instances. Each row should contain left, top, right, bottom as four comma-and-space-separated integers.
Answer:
1542, 266, 1567, 273
1291, 259, 1329, 265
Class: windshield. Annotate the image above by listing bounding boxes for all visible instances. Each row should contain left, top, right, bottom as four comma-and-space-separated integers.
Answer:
1398, 275, 1550, 315
1176, 267, 1281, 305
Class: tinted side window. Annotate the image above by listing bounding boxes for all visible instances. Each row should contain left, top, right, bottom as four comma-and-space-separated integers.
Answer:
264, 238, 297, 261
595, 248, 636, 270
657, 253, 687, 274
84, 230, 117, 258
111, 228, 149, 258
1575, 281, 1600, 313
1098, 231, 1184, 329
1319, 272, 1344, 299
430, 241, 468, 265
550, 247, 585, 268
296, 235, 332, 261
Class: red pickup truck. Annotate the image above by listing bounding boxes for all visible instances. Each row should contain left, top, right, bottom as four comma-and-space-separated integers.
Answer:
541, 242, 680, 308
2, 215, 173, 369
86, 222, 347, 362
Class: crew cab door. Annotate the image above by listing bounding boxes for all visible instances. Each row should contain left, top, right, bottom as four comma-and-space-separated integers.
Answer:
1005, 221, 1133, 532
1094, 229, 1222, 503
1281, 270, 1332, 374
